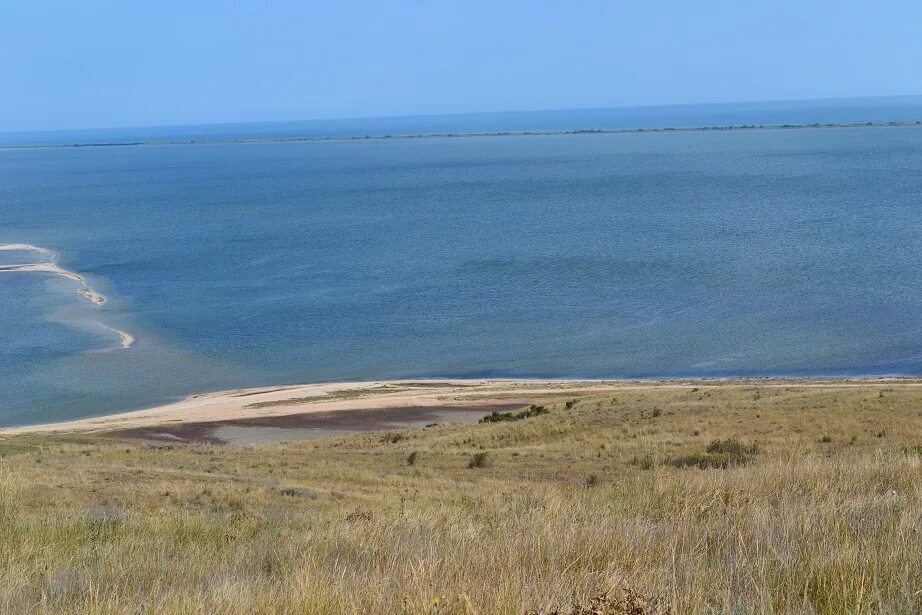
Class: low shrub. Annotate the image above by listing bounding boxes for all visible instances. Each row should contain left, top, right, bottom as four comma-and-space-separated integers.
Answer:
277, 488, 318, 500
671, 452, 733, 469
705, 438, 759, 457
528, 587, 673, 614
629, 453, 657, 470
345, 509, 373, 522
672, 439, 759, 469
480, 405, 549, 424
467, 452, 489, 469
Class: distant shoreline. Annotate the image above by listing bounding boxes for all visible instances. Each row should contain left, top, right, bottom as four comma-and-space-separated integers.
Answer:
2, 119, 920, 151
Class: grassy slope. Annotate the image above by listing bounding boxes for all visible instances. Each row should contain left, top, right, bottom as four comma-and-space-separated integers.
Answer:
1, 383, 921, 613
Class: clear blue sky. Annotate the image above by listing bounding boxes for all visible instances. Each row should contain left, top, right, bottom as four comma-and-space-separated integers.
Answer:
2, 0, 921, 132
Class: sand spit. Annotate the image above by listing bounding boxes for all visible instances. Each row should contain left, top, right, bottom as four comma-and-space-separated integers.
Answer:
97, 324, 136, 350
0, 243, 134, 349
0, 261, 106, 304
0, 243, 54, 256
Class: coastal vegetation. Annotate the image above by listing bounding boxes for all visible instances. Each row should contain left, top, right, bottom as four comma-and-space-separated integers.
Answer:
1, 382, 921, 613
479, 404, 550, 423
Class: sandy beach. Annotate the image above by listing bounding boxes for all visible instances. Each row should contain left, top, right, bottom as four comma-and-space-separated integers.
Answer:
1, 379, 625, 437
6, 376, 921, 444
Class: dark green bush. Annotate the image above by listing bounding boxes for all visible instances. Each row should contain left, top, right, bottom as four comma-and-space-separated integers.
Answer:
479, 405, 548, 424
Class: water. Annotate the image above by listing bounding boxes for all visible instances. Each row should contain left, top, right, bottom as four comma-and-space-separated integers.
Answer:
2, 99, 922, 426
2, 95, 921, 147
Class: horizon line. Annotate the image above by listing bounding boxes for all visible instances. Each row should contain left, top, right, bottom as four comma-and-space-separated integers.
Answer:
3, 92, 922, 138
2, 118, 920, 152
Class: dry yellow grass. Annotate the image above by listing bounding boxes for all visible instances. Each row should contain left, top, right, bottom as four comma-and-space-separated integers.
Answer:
1, 381, 921, 613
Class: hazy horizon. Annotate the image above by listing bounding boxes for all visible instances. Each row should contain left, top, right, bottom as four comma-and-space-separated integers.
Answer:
2, 93, 922, 139
4, 1, 922, 133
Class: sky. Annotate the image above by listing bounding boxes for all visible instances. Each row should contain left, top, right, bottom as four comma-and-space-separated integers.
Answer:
2, 0, 922, 132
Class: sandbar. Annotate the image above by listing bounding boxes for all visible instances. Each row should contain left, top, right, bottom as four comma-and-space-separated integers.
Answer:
0, 243, 134, 349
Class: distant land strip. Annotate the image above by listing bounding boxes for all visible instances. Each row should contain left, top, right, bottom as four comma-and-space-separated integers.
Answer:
2, 119, 921, 150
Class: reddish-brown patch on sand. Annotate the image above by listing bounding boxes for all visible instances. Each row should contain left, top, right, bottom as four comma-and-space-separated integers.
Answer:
110, 403, 523, 445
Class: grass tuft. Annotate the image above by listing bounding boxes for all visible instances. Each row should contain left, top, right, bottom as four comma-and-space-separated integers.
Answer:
671, 438, 759, 469
467, 451, 489, 469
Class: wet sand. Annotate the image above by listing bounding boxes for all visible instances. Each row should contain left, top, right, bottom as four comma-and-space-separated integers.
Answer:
112, 404, 521, 445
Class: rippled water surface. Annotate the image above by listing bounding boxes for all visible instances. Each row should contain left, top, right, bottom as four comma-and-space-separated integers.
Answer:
2, 104, 922, 425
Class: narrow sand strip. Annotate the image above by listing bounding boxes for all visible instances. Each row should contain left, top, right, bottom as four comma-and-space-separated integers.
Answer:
0, 244, 106, 304
97, 324, 136, 350
0, 262, 105, 304
0, 243, 134, 349
0, 243, 54, 256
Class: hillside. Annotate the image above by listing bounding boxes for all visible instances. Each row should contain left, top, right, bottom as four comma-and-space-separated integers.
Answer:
1, 381, 921, 613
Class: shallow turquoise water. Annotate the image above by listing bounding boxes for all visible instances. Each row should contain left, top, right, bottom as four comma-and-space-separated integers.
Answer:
2, 104, 922, 426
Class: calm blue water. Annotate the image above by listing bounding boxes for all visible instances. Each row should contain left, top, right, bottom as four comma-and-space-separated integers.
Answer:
2, 100, 922, 426
2, 96, 921, 147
